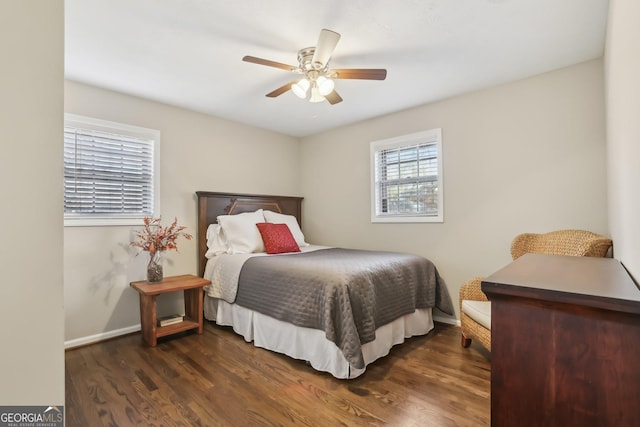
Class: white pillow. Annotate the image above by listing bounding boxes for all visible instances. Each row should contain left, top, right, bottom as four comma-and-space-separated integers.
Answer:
263, 210, 309, 247
205, 224, 229, 258
217, 209, 265, 254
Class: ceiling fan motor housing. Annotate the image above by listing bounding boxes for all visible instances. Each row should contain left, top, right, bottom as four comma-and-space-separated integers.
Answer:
297, 47, 328, 74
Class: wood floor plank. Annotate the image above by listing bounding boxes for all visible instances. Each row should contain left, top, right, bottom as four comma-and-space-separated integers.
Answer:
66, 322, 490, 426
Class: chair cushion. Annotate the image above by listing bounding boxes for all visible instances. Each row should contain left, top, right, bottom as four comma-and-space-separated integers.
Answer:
461, 300, 492, 330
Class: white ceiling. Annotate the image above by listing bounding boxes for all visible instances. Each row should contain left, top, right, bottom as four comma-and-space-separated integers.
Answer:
65, 0, 609, 137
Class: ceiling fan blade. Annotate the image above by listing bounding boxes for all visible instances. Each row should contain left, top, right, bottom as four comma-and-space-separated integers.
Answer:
325, 90, 343, 105
243, 55, 296, 71
312, 29, 341, 68
265, 81, 294, 98
333, 68, 387, 80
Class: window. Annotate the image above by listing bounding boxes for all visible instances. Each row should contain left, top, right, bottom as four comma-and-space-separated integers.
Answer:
64, 114, 160, 226
370, 129, 443, 223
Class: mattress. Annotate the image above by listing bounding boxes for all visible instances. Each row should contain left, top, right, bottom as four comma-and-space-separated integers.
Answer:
202, 244, 447, 378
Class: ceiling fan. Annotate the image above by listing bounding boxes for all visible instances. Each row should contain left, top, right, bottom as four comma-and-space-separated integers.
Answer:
242, 29, 387, 105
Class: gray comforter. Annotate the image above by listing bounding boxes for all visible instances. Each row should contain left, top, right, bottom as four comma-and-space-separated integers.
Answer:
234, 248, 453, 369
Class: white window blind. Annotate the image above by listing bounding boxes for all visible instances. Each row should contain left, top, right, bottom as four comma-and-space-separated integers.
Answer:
370, 129, 443, 223
64, 114, 159, 226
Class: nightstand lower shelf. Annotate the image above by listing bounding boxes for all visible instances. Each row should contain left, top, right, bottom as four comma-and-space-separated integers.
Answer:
130, 274, 211, 347
155, 318, 200, 338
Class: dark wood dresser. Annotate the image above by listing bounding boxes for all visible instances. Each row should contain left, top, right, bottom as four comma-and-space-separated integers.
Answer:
482, 253, 640, 426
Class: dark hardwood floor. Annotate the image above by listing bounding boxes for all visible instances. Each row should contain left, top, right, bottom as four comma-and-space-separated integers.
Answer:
65, 322, 490, 426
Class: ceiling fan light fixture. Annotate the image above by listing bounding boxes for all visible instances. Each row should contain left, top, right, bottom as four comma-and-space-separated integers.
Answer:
291, 78, 310, 98
316, 76, 335, 96
309, 85, 325, 103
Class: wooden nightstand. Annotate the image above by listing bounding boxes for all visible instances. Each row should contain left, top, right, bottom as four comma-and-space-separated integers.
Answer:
130, 274, 211, 347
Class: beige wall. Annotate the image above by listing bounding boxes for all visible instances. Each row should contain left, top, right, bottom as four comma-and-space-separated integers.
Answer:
0, 2, 64, 405
605, 0, 640, 281
300, 60, 608, 319
64, 49, 613, 342
64, 81, 301, 344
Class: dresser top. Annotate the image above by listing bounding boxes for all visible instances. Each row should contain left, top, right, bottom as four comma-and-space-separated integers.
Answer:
482, 253, 640, 314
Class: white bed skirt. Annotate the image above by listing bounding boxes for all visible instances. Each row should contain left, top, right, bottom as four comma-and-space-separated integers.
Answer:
204, 296, 434, 379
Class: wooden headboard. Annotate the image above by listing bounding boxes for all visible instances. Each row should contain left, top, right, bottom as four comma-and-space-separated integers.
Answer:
196, 191, 304, 277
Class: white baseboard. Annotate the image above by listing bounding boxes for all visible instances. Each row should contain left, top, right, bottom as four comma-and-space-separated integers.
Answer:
65, 314, 459, 349
433, 314, 461, 327
65, 324, 141, 349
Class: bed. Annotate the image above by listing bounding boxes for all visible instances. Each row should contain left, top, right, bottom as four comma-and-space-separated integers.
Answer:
196, 191, 453, 379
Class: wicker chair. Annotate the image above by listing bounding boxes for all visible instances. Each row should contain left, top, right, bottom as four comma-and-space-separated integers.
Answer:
460, 229, 612, 352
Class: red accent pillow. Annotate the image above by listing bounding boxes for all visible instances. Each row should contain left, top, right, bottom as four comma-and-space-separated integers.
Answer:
256, 223, 301, 254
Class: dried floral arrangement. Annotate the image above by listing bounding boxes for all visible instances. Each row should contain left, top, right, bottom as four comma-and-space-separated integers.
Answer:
131, 216, 193, 255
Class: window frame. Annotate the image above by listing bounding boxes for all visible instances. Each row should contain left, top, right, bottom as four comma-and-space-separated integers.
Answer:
63, 113, 160, 227
370, 128, 443, 223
